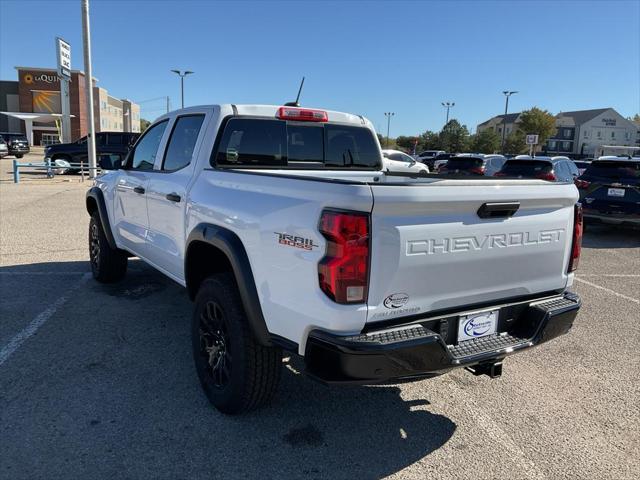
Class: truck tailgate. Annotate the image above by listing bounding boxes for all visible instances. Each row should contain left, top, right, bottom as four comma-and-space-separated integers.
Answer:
367, 180, 579, 323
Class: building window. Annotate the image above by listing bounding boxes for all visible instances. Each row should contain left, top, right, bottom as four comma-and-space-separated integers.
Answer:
548, 140, 557, 150
626, 132, 631, 140
596, 130, 602, 139
563, 129, 572, 138
562, 141, 571, 151
611, 131, 615, 139
584, 130, 588, 138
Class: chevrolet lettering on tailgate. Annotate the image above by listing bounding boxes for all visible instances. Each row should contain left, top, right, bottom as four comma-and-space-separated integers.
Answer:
406, 229, 565, 255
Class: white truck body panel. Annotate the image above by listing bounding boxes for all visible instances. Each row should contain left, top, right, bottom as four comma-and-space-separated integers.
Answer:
95, 104, 579, 355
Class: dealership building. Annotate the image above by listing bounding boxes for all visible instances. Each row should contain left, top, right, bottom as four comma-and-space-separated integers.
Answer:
477, 107, 639, 156
0, 67, 140, 146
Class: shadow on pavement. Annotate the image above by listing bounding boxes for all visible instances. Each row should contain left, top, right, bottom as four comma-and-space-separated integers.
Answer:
0, 260, 456, 479
583, 224, 640, 249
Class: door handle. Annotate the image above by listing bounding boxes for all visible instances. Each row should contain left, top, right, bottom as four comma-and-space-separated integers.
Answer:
133, 186, 146, 194
477, 202, 520, 219
165, 192, 181, 202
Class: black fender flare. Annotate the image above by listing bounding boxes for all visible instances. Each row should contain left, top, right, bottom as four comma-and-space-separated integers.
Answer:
186, 224, 272, 347
86, 187, 117, 250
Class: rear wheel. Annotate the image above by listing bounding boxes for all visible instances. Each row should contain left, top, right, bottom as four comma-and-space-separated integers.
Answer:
192, 273, 282, 414
89, 212, 127, 282
15, 154, 23, 159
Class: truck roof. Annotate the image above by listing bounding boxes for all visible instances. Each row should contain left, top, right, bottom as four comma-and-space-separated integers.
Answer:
157, 104, 372, 129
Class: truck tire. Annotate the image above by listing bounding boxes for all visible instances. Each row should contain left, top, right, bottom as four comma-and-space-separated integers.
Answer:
89, 212, 127, 282
192, 273, 282, 414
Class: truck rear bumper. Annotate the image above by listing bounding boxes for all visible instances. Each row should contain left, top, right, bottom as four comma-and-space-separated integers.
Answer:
304, 292, 580, 384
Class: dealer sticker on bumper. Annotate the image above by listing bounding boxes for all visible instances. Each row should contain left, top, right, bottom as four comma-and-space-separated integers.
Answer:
458, 310, 498, 342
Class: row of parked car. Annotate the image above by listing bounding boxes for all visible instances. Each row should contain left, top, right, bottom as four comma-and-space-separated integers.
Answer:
381, 149, 639, 228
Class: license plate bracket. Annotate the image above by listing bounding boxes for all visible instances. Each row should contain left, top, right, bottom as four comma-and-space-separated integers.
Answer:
608, 188, 625, 197
457, 309, 498, 342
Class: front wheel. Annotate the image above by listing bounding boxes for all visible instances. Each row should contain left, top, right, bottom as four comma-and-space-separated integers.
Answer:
15, 154, 23, 159
192, 273, 282, 414
89, 213, 127, 282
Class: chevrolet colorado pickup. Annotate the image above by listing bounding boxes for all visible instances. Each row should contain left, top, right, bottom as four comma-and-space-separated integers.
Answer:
86, 104, 583, 414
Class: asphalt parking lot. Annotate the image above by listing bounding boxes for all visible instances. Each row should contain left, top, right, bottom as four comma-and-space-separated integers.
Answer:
1, 154, 638, 480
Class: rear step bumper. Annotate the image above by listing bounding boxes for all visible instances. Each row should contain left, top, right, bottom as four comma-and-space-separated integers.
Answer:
304, 292, 580, 384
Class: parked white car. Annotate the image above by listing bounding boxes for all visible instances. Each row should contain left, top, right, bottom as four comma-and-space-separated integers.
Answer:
382, 149, 429, 174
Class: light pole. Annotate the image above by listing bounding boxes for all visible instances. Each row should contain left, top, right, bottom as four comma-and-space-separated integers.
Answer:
501, 91, 518, 154
384, 112, 395, 148
171, 70, 194, 109
441, 102, 454, 125
81, 0, 97, 178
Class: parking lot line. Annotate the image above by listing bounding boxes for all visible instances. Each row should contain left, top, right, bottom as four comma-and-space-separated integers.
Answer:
0, 272, 91, 367
577, 274, 640, 278
574, 277, 639, 305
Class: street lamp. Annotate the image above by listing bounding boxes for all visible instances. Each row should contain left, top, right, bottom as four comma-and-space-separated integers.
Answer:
384, 112, 395, 148
500, 91, 518, 154
441, 102, 454, 125
171, 70, 194, 109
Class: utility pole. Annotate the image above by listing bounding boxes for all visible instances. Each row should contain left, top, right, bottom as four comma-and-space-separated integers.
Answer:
501, 91, 518, 154
384, 112, 395, 148
166, 96, 170, 114
81, 0, 97, 179
171, 70, 194, 109
441, 102, 454, 125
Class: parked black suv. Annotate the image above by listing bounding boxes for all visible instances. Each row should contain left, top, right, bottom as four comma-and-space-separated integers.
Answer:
0, 132, 30, 158
575, 158, 640, 227
45, 132, 139, 172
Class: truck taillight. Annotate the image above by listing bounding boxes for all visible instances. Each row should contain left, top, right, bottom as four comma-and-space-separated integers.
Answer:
568, 203, 583, 272
318, 210, 370, 304
276, 106, 328, 122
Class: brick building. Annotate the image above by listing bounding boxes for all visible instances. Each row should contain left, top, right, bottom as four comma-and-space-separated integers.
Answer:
0, 66, 140, 146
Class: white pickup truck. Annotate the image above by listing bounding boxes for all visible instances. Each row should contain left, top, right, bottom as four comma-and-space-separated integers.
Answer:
87, 104, 582, 414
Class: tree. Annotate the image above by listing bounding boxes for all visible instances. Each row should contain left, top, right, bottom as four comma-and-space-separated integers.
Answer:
439, 119, 470, 153
140, 118, 151, 133
516, 107, 556, 152
504, 132, 526, 154
630, 114, 640, 126
470, 129, 501, 154
395, 135, 419, 152
376, 133, 396, 149
417, 131, 441, 151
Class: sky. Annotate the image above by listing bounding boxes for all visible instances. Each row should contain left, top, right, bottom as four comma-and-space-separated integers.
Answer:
1, 0, 639, 136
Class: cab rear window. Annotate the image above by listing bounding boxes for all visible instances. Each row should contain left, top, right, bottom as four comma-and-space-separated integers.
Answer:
213, 118, 381, 169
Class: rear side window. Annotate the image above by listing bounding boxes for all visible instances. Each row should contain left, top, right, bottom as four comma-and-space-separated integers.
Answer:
162, 115, 205, 171
500, 160, 553, 177
214, 118, 380, 169
583, 161, 640, 184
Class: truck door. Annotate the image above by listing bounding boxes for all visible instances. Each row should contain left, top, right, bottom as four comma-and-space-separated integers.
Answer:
145, 113, 207, 280
113, 120, 169, 256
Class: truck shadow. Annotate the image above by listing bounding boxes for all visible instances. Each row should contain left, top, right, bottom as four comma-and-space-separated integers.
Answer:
0, 259, 456, 479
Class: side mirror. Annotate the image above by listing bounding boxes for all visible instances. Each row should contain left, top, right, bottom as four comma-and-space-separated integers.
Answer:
99, 154, 122, 170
